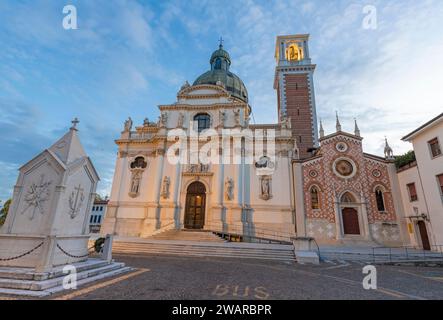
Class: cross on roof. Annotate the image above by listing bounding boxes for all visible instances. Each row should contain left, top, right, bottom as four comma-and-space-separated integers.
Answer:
71, 117, 79, 130
218, 36, 224, 48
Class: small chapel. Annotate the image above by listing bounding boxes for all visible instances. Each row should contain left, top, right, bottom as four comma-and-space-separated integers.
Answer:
101, 35, 408, 247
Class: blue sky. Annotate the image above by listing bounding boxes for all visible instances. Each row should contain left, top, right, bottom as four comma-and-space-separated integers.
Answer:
1, 0, 442, 202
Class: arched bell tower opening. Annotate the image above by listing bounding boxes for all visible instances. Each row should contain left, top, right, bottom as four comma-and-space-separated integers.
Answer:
184, 181, 207, 229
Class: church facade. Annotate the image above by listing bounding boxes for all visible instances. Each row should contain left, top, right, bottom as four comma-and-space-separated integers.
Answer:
102, 35, 409, 247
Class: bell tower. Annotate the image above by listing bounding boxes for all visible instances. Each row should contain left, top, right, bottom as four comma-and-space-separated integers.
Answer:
274, 34, 318, 158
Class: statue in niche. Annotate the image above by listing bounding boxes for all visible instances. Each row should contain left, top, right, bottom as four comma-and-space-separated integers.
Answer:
233, 109, 241, 126
177, 112, 185, 128
225, 178, 234, 201
129, 170, 142, 197
259, 175, 272, 201
161, 176, 171, 199
124, 117, 133, 132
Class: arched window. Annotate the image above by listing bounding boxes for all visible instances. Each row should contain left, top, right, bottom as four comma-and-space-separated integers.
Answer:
341, 192, 355, 203
194, 113, 211, 133
375, 188, 385, 212
214, 58, 222, 70
310, 186, 320, 210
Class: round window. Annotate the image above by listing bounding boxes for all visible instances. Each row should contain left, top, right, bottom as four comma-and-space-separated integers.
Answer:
333, 158, 356, 179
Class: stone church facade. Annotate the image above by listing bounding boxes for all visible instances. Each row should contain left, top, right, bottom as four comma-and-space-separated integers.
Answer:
102, 34, 409, 247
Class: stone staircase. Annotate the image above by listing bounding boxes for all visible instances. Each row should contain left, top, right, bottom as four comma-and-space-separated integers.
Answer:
111, 233, 296, 262
148, 229, 227, 242
0, 258, 132, 297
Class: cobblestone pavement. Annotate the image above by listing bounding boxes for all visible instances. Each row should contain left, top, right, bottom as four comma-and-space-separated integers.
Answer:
48, 254, 443, 300
2, 254, 443, 300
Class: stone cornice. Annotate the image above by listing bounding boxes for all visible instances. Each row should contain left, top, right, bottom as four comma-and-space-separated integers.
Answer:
159, 103, 247, 111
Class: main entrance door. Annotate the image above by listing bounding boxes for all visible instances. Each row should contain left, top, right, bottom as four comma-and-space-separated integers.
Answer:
184, 182, 206, 229
342, 207, 360, 235
417, 220, 431, 250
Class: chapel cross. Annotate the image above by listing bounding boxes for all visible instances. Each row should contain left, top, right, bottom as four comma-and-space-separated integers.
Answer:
218, 36, 224, 48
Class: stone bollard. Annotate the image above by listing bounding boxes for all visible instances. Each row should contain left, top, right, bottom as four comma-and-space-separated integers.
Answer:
100, 234, 113, 262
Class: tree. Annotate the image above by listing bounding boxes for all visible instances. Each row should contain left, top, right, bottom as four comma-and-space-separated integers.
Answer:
0, 199, 12, 226
395, 150, 416, 169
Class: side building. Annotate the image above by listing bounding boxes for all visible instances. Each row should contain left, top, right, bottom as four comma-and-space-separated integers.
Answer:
398, 113, 443, 250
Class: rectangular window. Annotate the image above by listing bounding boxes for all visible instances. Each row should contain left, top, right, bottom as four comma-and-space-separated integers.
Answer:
407, 183, 418, 202
437, 174, 443, 199
98, 216, 102, 223
90, 215, 94, 223
429, 138, 442, 158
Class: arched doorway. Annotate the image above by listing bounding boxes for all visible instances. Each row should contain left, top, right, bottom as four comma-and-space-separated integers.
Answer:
340, 192, 361, 235
184, 181, 206, 229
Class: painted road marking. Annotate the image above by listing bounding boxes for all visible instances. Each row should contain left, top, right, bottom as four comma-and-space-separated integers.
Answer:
229, 260, 426, 300
53, 268, 149, 300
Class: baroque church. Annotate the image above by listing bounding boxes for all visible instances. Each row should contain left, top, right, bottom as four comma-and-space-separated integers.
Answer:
101, 35, 407, 247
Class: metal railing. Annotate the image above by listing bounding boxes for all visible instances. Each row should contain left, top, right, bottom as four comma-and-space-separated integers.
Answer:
371, 245, 443, 263
205, 222, 296, 245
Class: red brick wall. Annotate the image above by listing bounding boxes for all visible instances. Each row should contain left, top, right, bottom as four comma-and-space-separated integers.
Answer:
284, 73, 314, 159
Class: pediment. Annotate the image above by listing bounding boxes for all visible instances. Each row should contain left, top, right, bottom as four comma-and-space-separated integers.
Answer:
178, 84, 230, 98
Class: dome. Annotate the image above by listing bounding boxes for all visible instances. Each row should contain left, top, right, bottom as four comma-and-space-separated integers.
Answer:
193, 44, 248, 103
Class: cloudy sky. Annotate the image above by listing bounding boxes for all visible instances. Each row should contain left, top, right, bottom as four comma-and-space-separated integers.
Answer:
0, 0, 442, 202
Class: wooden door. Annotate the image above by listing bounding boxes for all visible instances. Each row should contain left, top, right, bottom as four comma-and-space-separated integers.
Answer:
417, 221, 431, 251
342, 207, 360, 235
184, 182, 206, 229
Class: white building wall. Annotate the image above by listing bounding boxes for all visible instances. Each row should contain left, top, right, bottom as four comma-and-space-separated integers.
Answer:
410, 124, 443, 246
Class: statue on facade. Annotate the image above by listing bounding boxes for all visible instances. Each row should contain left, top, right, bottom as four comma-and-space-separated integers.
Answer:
234, 109, 241, 127
225, 178, 234, 201
129, 170, 142, 198
161, 176, 171, 199
259, 175, 272, 200
124, 117, 133, 132
180, 81, 190, 91
177, 112, 185, 128
143, 118, 150, 126
160, 112, 168, 127
219, 110, 226, 128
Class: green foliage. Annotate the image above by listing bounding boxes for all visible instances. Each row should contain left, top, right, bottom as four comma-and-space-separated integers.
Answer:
395, 150, 416, 169
0, 199, 12, 226
94, 237, 106, 253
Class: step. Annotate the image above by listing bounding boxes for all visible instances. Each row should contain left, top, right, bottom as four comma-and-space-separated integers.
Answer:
115, 250, 295, 262
0, 266, 133, 298
113, 247, 295, 258
112, 244, 294, 255
0, 262, 125, 291
0, 259, 110, 281
111, 239, 294, 250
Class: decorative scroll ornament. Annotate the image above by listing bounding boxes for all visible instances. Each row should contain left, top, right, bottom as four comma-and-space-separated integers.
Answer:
68, 184, 85, 219
21, 175, 52, 220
